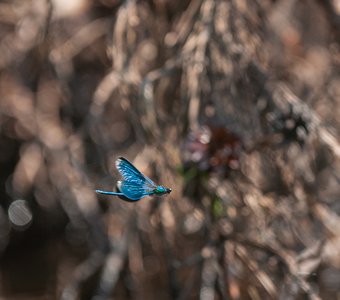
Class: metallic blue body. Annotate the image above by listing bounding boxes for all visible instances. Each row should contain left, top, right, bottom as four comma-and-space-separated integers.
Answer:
96, 157, 171, 201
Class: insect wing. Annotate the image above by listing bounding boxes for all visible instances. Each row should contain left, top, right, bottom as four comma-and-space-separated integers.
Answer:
117, 180, 154, 201
116, 157, 156, 187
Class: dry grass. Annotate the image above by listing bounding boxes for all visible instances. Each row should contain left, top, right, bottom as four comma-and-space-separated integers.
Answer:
0, 0, 339, 299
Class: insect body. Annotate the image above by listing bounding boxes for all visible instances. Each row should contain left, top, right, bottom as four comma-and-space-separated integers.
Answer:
96, 157, 171, 201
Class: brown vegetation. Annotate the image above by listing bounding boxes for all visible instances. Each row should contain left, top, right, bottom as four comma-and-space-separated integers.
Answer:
0, 0, 339, 299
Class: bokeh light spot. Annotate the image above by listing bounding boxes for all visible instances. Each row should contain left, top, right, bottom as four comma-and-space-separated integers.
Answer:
8, 199, 33, 228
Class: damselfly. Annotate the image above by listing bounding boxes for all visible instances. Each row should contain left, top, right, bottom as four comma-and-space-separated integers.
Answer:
96, 157, 171, 201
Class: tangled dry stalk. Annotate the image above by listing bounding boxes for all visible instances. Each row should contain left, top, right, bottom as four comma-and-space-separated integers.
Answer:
0, 0, 339, 299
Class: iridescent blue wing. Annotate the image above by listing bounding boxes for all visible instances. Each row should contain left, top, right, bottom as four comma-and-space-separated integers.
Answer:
117, 180, 155, 201
116, 157, 156, 188
96, 157, 160, 201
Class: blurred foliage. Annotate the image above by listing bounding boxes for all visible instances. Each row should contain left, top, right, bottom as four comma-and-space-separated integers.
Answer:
0, 0, 340, 299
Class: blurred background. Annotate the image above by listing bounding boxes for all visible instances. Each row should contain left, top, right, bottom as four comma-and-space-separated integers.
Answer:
0, 0, 339, 299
